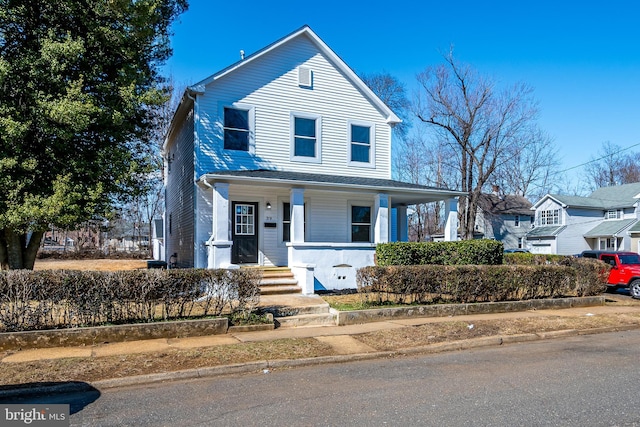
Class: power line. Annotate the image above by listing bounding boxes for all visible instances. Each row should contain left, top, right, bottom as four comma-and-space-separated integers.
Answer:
560, 142, 640, 173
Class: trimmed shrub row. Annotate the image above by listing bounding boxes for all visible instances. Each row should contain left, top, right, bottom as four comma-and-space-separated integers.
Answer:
0, 269, 262, 332
356, 258, 608, 305
376, 240, 504, 266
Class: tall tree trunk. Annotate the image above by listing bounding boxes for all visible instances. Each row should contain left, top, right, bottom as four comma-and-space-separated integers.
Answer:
1, 228, 44, 270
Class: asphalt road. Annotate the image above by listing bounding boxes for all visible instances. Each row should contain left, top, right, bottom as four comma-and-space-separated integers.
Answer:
8, 330, 640, 426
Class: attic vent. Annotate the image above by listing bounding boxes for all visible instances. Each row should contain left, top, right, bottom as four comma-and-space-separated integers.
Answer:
298, 66, 312, 87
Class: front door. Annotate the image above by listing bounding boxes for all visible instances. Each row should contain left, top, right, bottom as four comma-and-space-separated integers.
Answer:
232, 202, 258, 264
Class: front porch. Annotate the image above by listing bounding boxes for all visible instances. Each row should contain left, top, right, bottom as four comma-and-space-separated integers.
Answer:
199, 170, 462, 294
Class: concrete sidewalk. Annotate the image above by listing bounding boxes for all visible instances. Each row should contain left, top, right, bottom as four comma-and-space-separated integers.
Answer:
3, 302, 639, 364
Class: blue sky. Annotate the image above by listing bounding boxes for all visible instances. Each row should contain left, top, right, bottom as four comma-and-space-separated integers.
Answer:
164, 0, 640, 190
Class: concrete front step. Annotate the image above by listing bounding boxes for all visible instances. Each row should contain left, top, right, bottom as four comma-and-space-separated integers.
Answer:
275, 312, 338, 328
258, 294, 330, 317
260, 286, 302, 295
260, 278, 299, 286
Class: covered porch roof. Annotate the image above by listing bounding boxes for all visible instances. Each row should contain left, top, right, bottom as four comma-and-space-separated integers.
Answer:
198, 170, 464, 207
583, 219, 637, 238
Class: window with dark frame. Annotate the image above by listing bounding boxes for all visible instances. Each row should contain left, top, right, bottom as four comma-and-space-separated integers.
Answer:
282, 202, 306, 242
283, 202, 291, 242
293, 116, 316, 157
223, 107, 249, 151
350, 124, 371, 163
351, 205, 371, 242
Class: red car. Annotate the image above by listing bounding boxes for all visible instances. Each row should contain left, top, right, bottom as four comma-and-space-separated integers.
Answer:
581, 250, 640, 299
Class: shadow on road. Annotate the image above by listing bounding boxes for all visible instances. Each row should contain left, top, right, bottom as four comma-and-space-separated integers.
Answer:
0, 381, 100, 414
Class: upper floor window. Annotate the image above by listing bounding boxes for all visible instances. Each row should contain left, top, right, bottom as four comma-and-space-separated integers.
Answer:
606, 209, 621, 219
348, 121, 374, 166
223, 107, 251, 151
291, 112, 321, 163
539, 209, 560, 225
514, 215, 520, 227
351, 205, 372, 242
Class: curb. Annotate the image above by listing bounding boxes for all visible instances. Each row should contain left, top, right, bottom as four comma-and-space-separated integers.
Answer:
4, 323, 640, 398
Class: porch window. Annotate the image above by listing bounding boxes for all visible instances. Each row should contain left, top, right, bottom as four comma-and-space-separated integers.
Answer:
283, 203, 291, 242
223, 107, 250, 151
349, 122, 374, 165
539, 209, 560, 225
282, 202, 305, 242
291, 113, 321, 162
351, 206, 371, 242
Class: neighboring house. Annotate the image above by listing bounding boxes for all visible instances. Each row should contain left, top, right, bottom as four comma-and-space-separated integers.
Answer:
475, 189, 534, 250
163, 26, 462, 293
527, 182, 640, 255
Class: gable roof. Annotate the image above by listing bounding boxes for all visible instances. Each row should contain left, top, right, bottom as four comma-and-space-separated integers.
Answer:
533, 182, 640, 210
587, 182, 640, 209
476, 193, 533, 216
188, 25, 400, 125
199, 170, 464, 206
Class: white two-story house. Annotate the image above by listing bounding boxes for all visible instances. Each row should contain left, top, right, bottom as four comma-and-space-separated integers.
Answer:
526, 182, 640, 255
163, 26, 462, 293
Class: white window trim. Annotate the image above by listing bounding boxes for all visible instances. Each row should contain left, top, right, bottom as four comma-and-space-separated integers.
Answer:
220, 102, 255, 154
605, 209, 621, 220
348, 202, 373, 243
290, 111, 322, 163
347, 120, 376, 168
538, 208, 561, 226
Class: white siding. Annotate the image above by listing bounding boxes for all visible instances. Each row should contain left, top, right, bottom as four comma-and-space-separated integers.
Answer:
195, 34, 392, 179
165, 109, 195, 267
556, 207, 601, 255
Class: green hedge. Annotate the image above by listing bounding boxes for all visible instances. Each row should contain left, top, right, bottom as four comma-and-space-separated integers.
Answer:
503, 253, 568, 265
0, 269, 262, 332
376, 240, 504, 266
356, 259, 607, 305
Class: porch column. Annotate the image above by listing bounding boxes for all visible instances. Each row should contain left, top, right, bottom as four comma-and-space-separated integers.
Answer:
396, 205, 408, 242
374, 193, 390, 243
290, 188, 305, 243
444, 197, 458, 241
206, 182, 233, 268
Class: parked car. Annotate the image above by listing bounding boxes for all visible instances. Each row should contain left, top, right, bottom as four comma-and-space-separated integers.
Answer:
504, 248, 530, 253
580, 250, 640, 298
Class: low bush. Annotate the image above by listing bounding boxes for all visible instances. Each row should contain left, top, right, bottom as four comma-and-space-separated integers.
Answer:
0, 269, 262, 332
37, 250, 149, 260
356, 261, 607, 305
376, 240, 503, 266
